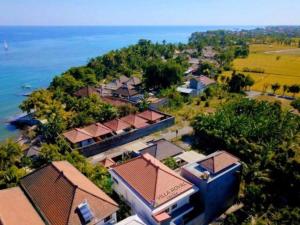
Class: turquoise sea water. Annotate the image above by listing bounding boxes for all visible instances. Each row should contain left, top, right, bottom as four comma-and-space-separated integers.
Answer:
0, 26, 256, 140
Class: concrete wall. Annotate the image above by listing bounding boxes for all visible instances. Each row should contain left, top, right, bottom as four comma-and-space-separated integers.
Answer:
79, 115, 175, 157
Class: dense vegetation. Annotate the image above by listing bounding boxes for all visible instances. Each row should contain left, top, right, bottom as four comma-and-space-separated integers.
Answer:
1, 26, 300, 224
192, 99, 300, 224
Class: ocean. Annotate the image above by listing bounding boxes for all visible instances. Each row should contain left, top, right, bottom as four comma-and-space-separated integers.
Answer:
0, 26, 256, 140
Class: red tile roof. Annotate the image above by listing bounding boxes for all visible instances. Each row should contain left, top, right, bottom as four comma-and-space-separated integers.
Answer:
101, 96, 130, 106
21, 161, 118, 225
100, 158, 116, 168
137, 110, 164, 122
83, 123, 112, 138
193, 75, 216, 86
198, 151, 239, 173
112, 153, 193, 207
63, 128, 93, 144
120, 114, 149, 129
0, 187, 45, 225
153, 212, 171, 223
104, 119, 131, 132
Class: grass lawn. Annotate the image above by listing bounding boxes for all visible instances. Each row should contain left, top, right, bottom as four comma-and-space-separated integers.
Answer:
223, 44, 300, 97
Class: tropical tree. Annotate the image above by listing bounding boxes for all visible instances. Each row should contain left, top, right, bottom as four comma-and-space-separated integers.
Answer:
271, 83, 281, 94
282, 84, 289, 96
288, 84, 300, 98
192, 98, 300, 224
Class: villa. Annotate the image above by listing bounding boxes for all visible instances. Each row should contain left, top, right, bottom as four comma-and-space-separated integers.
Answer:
176, 75, 216, 97
109, 153, 199, 225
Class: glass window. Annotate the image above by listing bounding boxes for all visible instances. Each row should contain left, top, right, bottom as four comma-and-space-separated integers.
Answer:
171, 204, 177, 210
104, 215, 111, 222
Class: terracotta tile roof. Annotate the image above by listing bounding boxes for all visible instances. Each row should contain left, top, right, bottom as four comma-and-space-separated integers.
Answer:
193, 75, 216, 86
101, 96, 130, 106
140, 139, 184, 161
104, 119, 131, 132
198, 151, 239, 174
83, 123, 112, 138
137, 110, 164, 122
74, 86, 99, 98
63, 128, 92, 144
20, 161, 118, 225
100, 158, 116, 168
153, 212, 171, 223
0, 187, 45, 225
112, 153, 193, 207
120, 114, 149, 129
114, 85, 138, 97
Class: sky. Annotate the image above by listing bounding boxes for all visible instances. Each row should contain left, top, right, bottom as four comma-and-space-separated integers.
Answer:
0, 0, 299, 26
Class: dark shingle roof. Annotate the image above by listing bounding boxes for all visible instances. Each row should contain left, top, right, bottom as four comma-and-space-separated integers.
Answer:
140, 139, 184, 161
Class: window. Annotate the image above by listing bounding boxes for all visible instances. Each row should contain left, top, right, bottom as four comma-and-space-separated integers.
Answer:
113, 177, 118, 184
171, 204, 177, 210
165, 208, 170, 213
104, 215, 112, 222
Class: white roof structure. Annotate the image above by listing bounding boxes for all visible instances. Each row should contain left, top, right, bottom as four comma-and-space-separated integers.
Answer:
116, 215, 146, 225
174, 151, 206, 164
176, 87, 194, 94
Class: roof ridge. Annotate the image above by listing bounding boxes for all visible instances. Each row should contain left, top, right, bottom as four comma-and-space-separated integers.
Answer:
66, 185, 77, 225
153, 166, 160, 207
51, 162, 79, 189
142, 154, 191, 187
76, 187, 119, 207
75, 128, 93, 137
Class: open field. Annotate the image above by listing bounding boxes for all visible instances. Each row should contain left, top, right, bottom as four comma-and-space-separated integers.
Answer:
223, 44, 300, 97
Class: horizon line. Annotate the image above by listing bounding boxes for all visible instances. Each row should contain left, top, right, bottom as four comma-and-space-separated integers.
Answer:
1, 24, 299, 27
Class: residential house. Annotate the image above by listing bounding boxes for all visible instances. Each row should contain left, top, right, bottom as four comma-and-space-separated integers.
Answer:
113, 84, 139, 100
106, 76, 130, 91
181, 151, 241, 225
120, 114, 149, 129
0, 187, 45, 225
63, 128, 95, 148
109, 153, 199, 225
137, 110, 165, 124
83, 123, 113, 141
104, 119, 132, 134
21, 161, 119, 225
63, 123, 114, 147
125, 76, 142, 87
138, 139, 184, 161
176, 75, 216, 97
74, 86, 100, 98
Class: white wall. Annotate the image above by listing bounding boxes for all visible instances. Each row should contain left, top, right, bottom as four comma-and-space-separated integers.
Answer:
110, 171, 195, 225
